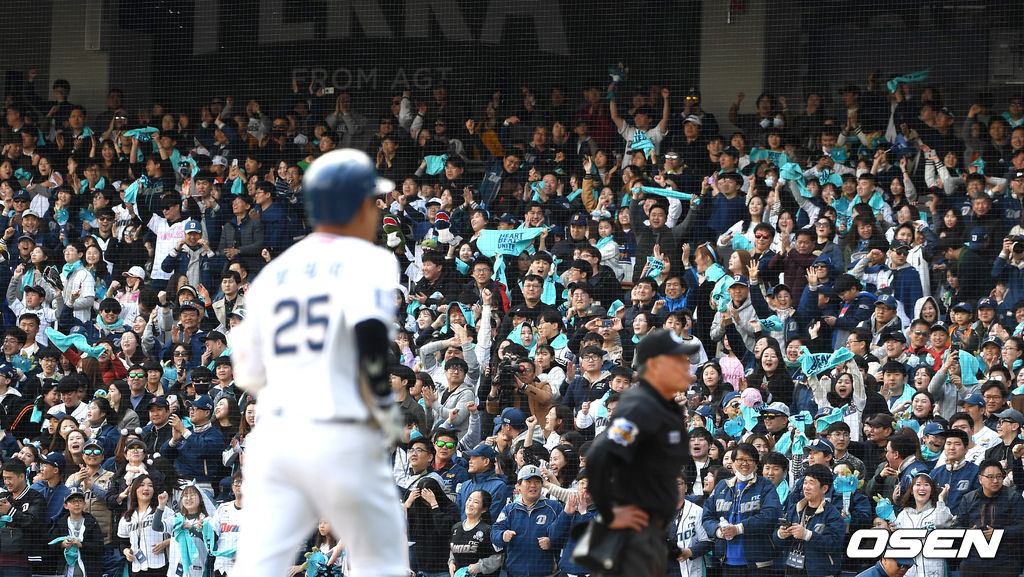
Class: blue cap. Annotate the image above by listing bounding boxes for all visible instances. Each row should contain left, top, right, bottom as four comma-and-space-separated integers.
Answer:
966, 227, 988, 250
951, 301, 972, 314
978, 297, 996, 310
730, 275, 749, 287
921, 422, 945, 436
42, 452, 65, 470
569, 213, 588, 227
874, 294, 898, 309
187, 394, 213, 412
0, 363, 15, 380
721, 391, 741, 407
183, 219, 202, 234
695, 405, 714, 419
982, 335, 1004, 349
812, 254, 832, 268
960, 393, 985, 408
806, 438, 834, 455
465, 443, 497, 461
493, 407, 526, 428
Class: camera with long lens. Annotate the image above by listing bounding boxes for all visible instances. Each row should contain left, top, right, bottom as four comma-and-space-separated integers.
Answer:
1011, 235, 1024, 254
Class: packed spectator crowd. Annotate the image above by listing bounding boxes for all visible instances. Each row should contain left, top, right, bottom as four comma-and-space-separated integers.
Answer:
0, 67, 1022, 577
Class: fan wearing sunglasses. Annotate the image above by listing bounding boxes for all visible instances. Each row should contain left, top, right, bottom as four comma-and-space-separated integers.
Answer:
30, 451, 71, 524
429, 429, 468, 495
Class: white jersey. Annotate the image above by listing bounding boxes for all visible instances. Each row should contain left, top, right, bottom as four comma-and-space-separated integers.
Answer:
229, 233, 398, 421
673, 499, 709, 577
210, 501, 243, 573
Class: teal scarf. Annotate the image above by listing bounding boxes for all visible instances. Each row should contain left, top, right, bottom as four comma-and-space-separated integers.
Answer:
97, 317, 124, 330
47, 536, 80, 567
45, 327, 106, 358
61, 260, 82, 278
172, 513, 215, 573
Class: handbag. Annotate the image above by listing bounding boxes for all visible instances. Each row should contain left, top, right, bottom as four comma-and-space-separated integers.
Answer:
0, 526, 24, 554
570, 518, 628, 573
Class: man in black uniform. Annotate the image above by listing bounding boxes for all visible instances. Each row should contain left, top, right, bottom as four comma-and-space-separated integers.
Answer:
586, 329, 695, 577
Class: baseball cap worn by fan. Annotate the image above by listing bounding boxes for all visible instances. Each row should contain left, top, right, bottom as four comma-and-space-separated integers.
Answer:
517, 465, 543, 481
966, 227, 988, 250
464, 443, 497, 462
184, 220, 202, 234
634, 329, 700, 366
494, 407, 526, 428
188, 394, 214, 412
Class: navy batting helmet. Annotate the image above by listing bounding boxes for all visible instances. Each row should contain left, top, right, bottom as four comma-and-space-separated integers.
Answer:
302, 149, 394, 227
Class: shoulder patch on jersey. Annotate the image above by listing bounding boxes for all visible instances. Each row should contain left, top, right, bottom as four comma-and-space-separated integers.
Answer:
608, 417, 639, 447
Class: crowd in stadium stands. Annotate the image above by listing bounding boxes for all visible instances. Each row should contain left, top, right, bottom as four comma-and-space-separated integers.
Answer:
0, 70, 1023, 577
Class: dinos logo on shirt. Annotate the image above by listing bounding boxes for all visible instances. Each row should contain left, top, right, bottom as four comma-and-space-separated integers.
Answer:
608, 418, 638, 446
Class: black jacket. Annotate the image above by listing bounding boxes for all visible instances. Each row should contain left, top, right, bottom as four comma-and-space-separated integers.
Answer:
0, 486, 47, 564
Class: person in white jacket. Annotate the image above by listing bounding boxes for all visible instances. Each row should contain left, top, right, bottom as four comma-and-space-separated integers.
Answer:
672, 475, 712, 577
60, 242, 96, 324
894, 472, 953, 577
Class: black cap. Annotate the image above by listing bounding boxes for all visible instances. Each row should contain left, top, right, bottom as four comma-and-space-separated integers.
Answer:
883, 330, 907, 344
200, 330, 227, 343
148, 396, 169, 409
634, 329, 699, 365
23, 285, 45, 297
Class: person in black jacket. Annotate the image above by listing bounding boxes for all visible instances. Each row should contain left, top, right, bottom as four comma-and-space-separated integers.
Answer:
48, 490, 104, 577
403, 475, 460, 576
0, 458, 47, 576
956, 459, 1024, 577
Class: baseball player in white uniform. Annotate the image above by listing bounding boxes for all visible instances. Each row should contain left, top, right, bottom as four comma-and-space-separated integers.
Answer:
228, 149, 409, 577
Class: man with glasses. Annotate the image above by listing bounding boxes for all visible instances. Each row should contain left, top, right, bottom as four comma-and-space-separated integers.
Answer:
398, 437, 438, 491
701, 443, 781, 577
423, 357, 475, 438
561, 345, 612, 413
980, 380, 1010, 430
983, 406, 1023, 466
955, 459, 1024, 577
124, 364, 155, 419
66, 439, 117, 571
428, 429, 467, 495
161, 394, 226, 492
